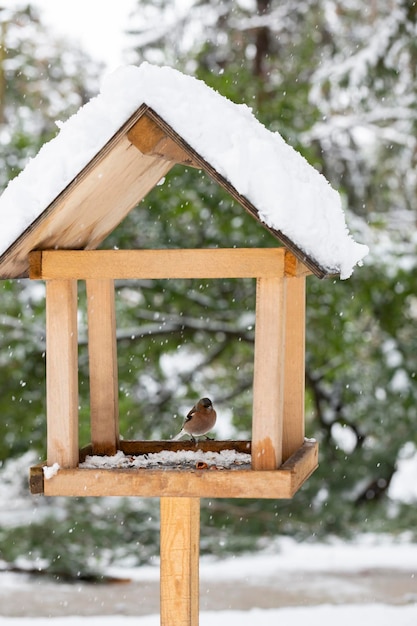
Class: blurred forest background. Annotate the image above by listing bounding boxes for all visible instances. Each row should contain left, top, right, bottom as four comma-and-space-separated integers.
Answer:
1, 0, 417, 580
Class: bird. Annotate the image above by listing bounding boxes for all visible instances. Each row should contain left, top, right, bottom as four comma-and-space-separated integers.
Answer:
173, 397, 217, 442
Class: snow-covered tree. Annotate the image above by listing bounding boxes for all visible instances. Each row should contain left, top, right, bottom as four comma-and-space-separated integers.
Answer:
307, 0, 417, 217
1, 0, 417, 579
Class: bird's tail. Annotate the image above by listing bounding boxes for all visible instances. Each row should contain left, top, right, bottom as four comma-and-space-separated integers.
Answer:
172, 429, 184, 441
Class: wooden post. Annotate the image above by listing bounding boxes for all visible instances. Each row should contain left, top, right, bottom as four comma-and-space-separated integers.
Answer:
46, 280, 79, 468
252, 277, 287, 470
86, 279, 119, 455
283, 275, 306, 461
160, 497, 200, 626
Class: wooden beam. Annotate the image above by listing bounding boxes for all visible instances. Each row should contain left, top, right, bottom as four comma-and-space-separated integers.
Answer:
86, 279, 119, 455
46, 280, 79, 468
35, 441, 319, 498
29, 248, 286, 280
251, 276, 287, 470
118, 439, 251, 455
127, 113, 199, 167
286, 439, 318, 494
160, 497, 200, 626
78, 440, 251, 462
282, 275, 306, 461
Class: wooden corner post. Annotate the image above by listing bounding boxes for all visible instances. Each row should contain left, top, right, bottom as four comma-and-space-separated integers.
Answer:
283, 273, 306, 461
46, 279, 79, 468
160, 497, 200, 626
252, 276, 287, 470
86, 279, 119, 455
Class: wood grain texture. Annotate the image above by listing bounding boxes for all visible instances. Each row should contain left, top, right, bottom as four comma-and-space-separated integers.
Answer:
282, 275, 306, 461
86, 279, 119, 455
29, 464, 44, 495
285, 440, 319, 494
29, 248, 286, 280
160, 497, 200, 626
38, 441, 318, 498
120, 440, 251, 455
252, 277, 286, 470
46, 280, 79, 467
284, 250, 313, 277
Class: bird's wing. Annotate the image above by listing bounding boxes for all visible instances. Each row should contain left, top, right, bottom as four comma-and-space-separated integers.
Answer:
185, 405, 197, 422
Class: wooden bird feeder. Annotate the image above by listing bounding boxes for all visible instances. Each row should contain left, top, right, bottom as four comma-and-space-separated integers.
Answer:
0, 65, 367, 626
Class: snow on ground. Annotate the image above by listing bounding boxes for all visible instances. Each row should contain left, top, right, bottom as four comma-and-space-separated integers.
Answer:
2, 534, 415, 623
0, 528, 416, 623
0, 605, 416, 625
1, 454, 416, 624
0, 62, 367, 277
104, 534, 417, 583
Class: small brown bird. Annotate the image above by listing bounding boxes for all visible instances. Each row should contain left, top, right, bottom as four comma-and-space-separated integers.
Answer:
173, 397, 217, 442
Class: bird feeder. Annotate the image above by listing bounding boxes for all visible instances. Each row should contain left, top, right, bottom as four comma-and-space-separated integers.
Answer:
0, 64, 367, 626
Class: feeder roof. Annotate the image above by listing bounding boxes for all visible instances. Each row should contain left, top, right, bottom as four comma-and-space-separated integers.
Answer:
0, 63, 368, 279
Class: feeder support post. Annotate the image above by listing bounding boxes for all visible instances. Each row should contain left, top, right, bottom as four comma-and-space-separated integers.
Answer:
160, 496, 200, 626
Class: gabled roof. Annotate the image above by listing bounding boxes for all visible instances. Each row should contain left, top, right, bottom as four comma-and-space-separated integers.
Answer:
0, 63, 368, 279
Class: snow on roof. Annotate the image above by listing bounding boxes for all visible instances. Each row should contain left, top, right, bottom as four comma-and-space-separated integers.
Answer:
0, 62, 368, 278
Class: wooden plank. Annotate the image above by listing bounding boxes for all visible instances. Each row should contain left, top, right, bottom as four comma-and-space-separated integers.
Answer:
0, 105, 174, 279
34, 441, 318, 497
160, 497, 200, 626
29, 248, 286, 280
40, 442, 318, 498
286, 440, 319, 494
46, 280, 79, 468
128, 113, 199, 167
119, 440, 252, 455
86, 279, 119, 455
44, 468, 291, 498
251, 277, 286, 470
29, 464, 44, 495
282, 275, 306, 461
